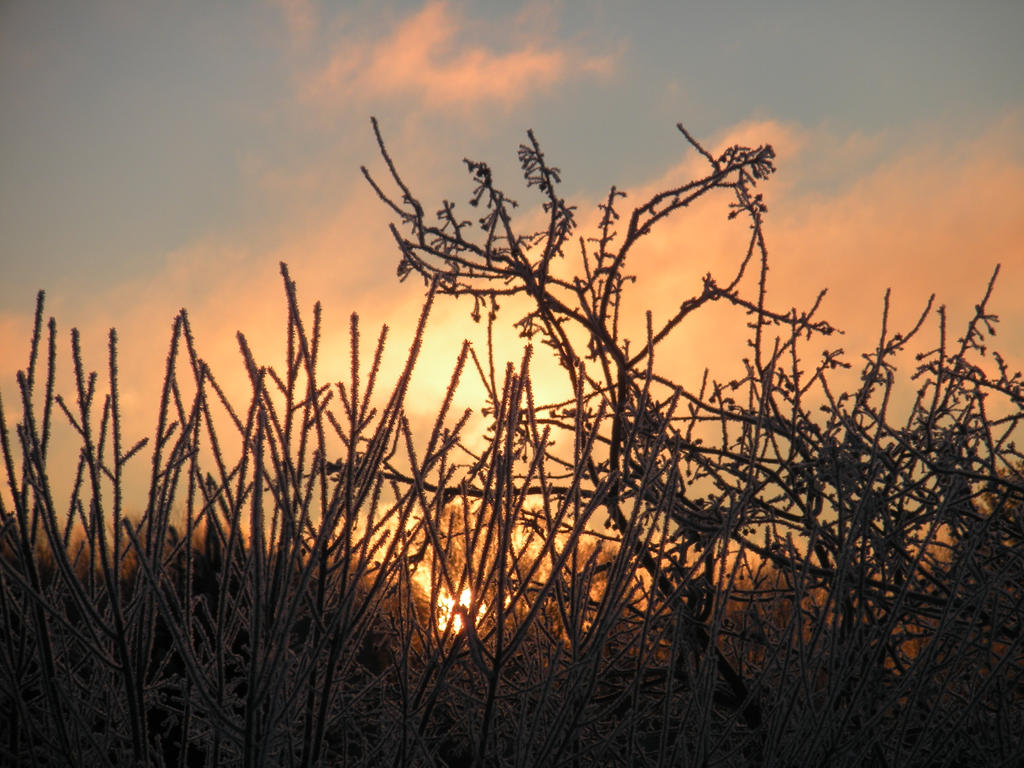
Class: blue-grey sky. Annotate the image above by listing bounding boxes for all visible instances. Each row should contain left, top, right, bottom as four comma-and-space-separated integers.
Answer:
2, 0, 1023, 438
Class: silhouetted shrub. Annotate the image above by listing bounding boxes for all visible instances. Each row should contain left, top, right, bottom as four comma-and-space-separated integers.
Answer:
2, 121, 1022, 766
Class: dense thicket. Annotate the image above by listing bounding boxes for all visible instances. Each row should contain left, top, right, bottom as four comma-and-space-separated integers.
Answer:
1, 121, 1022, 767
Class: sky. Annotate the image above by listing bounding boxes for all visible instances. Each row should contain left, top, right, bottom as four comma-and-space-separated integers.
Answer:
2, 0, 1023, 499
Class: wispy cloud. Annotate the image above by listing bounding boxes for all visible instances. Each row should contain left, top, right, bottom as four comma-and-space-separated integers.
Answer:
301, 1, 615, 111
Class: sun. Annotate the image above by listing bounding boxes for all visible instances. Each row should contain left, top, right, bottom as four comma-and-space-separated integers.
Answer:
437, 587, 485, 633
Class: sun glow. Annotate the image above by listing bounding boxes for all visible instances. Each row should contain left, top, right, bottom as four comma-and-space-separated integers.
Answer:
437, 587, 485, 633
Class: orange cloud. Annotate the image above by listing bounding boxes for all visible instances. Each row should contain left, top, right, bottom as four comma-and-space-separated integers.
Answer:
582, 115, 1024, 399
770, 114, 1024, 379
302, 1, 615, 111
